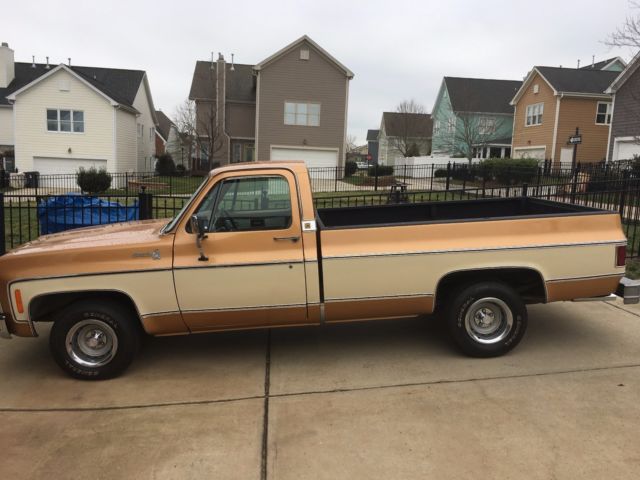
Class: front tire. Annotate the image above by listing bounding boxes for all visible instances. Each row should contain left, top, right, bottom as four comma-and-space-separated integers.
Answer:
446, 282, 527, 357
49, 300, 140, 380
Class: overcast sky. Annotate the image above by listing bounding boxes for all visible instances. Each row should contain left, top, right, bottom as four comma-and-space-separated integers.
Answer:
3, 0, 636, 144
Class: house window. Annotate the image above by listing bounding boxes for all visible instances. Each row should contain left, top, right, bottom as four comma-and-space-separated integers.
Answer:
596, 102, 612, 125
284, 102, 320, 126
433, 120, 440, 135
447, 117, 455, 133
525, 103, 543, 126
478, 117, 496, 134
232, 143, 242, 163
47, 109, 84, 133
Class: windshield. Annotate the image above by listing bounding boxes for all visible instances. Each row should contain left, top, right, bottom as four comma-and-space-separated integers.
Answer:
160, 176, 210, 234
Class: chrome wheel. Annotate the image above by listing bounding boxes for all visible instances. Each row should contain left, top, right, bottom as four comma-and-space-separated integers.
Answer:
65, 319, 118, 368
464, 297, 513, 345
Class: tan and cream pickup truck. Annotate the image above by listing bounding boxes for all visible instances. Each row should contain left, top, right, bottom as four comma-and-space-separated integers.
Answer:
0, 162, 634, 379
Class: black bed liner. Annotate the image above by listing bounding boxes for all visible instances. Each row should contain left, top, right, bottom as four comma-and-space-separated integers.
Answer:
316, 197, 611, 230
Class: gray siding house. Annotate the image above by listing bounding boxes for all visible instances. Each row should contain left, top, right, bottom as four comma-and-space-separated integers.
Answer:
606, 52, 640, 161
189, 35, 353, 169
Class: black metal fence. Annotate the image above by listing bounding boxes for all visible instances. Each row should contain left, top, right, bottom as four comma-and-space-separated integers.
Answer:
3, 159, 640, 260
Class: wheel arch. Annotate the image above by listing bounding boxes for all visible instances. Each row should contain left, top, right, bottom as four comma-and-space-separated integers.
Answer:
29, 290, 146, 334
434, 266, 547, 310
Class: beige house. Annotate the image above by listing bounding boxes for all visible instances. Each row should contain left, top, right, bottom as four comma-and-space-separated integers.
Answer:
510, 60, 624, 164
0, 42, 158, 174
188, 35, 353, 170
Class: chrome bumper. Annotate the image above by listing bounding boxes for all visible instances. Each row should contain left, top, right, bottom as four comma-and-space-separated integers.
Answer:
0, 313, 11, 339
616, 277, 640, 305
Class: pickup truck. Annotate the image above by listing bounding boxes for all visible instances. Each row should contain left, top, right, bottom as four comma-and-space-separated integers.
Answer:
0, 162, 632, 379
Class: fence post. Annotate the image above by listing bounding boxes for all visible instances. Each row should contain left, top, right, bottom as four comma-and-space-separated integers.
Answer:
619, 170, 630, 217
445, 162, 451, 191
334, 167, 338, 192
374, 163, 379, 192
536, 166, 542, 196
522, 183, 528, 197
570, 162, 580, 203
169, 175, 173, 196
125, 172, 129, 194
138, 187, 153, 220
0, 192, 5, 256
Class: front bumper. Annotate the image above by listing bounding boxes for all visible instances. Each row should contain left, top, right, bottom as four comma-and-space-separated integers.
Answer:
0, 313, 11, 339
616, 277, 640, 305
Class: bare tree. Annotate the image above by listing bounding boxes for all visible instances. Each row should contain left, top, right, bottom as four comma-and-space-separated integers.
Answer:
387, 99, 431, 158
346, 134, 359, 154
605, 1, 640, 48
445, 113, 508, 162
174, 98, 224, 171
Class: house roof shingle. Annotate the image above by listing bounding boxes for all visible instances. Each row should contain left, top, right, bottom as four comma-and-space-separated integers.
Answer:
382, 112, 432, 138
155, 110, 174, 140
366, 129, 379, 141
579, 57, 622, 70
189, 61, 256, 103
536, 66, 618, 94
444, 77, 522, 114
0, 62, 145, 107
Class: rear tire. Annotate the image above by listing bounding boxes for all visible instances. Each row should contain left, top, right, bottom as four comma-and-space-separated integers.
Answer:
445, 281, 527, 357
49, 300, 140, 380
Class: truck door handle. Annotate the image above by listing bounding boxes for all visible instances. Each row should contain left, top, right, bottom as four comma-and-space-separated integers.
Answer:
273, 236, 300, 242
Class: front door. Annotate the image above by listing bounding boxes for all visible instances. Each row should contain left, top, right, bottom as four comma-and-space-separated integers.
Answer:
173, 169, 308, 331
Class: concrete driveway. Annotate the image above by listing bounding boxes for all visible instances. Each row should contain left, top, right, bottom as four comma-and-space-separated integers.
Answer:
1, 299, 640, 479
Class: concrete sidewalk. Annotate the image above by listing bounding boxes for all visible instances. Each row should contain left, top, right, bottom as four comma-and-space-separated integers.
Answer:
1, 299, 639, 479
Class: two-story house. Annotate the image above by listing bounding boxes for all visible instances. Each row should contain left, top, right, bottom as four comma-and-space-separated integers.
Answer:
431, 77, 521, 159
188, 35, 353, 170
606, 51, 640, 161
377, 112, 432, 165
0, 42, 158, 174
510, 63, 622, 164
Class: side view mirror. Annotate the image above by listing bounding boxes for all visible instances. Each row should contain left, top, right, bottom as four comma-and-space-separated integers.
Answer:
190, 215, 209, 261
190, 214, 209, 239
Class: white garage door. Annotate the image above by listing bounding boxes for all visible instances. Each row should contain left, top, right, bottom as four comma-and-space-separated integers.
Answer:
613, 140, 640, 161
270, 147, 338, 168
34, 157, 107, 175
513, 148, 545, 160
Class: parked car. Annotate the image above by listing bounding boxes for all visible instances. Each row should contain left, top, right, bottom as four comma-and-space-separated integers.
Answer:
0, 162, 632, 379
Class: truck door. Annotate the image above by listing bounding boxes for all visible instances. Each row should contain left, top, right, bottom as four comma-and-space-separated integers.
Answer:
173, 169, 309, 331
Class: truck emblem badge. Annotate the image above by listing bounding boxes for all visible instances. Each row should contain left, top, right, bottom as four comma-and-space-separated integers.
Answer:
132, 249, 161, 260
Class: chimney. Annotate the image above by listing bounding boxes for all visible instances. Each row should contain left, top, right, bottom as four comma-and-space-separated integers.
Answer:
216, 53, 227, 162
577, 59, 580, 69
592, 55, 595, 68
0, 42, 14, 88
230, 53, 235, 72
45, 56, 50, 69
68, 57, 71, 66
32, 55, 36, 68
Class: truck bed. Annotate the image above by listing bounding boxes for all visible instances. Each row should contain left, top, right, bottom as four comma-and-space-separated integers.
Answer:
316, 197, 608, 229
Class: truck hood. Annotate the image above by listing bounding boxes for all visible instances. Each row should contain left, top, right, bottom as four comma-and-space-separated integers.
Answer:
10, 219, 169, 255
0, 219, 175, 279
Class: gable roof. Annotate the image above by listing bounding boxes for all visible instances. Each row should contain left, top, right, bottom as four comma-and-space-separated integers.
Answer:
580, 57, 626, 71
444, 77, 522, 114
606, 50, 640, 93
1, 62, 145, 108
254, 35, 354, 78
155, 110, 174, 141
536, 66, 618, 94
382, 112, 432, 138
511, 66, 617, 105
366, 129, 379, 141
188, 61, 256, 103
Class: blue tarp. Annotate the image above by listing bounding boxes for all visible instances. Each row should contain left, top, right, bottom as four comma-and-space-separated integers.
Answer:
38, 195, 139, 234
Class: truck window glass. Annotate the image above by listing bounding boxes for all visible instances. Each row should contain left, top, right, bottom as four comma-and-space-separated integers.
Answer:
210, 175, 292, 232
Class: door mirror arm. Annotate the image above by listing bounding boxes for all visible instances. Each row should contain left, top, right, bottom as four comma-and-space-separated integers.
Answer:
190, 215, 209, 262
